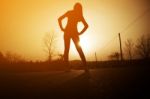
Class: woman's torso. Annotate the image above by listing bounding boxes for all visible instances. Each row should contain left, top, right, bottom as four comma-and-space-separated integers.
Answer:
65, 11, 81, 36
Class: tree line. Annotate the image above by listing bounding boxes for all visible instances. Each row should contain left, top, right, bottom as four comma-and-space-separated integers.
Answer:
0, 33, 149, 64
109, 34, 150, 61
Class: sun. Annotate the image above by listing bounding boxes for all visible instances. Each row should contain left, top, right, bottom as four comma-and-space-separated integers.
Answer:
78, 35, 91, 53
70, 33, 91, 56
69, 20, 94, 57
77, 22, 92, 53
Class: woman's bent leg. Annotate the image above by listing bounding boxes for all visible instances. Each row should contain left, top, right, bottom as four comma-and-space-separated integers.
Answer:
72, 37, 89, 72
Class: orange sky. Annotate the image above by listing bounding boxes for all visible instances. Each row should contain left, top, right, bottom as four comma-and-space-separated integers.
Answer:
0, 0, 149, 61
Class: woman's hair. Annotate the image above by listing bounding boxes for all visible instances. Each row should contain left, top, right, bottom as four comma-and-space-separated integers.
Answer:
74, 3, 83, 16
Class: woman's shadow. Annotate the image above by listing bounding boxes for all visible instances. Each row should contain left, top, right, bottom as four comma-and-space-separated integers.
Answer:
56, 72, 99, 98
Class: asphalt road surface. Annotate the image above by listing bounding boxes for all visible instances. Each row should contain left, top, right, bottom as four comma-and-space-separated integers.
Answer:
0, 66, 150, 99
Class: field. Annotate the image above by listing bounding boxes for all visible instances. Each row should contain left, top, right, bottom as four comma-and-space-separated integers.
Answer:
0, 60, 150, 99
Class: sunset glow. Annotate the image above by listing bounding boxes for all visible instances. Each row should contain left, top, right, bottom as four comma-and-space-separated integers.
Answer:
0, 0, 149, 61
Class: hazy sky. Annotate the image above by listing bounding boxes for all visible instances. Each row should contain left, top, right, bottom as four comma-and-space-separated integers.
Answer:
0, 0, 149, 61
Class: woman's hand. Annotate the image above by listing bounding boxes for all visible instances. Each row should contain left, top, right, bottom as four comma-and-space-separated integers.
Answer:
60, 27, 65, 32
78, 24, 88, 35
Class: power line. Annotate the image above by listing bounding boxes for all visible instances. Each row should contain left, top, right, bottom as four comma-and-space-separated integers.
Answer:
120, 8, 150, 35
98, 8, 150, 58
100, 34, 118, 50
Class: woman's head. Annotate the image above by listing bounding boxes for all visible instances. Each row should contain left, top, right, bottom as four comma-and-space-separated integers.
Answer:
74, 3, 83, 15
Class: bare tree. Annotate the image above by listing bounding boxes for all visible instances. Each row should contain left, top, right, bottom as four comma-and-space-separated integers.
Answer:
136, 35, 150, 59
43, 31, 57, 62
5, 51, 25, 63
125, 39, 134, 60
108, 52, 120, 61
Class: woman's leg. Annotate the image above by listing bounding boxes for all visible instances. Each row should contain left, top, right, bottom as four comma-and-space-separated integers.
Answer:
72, 36, 88, 70
64, 36, 71, 67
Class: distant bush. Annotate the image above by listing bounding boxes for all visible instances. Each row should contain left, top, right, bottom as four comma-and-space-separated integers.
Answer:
0, 51, 6, 63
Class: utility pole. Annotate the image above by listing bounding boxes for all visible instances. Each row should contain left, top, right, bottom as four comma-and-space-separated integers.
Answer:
118, 33, 123, 61
95, 52, 98, 63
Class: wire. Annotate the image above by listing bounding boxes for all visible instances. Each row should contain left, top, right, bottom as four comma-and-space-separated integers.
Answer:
100, 34, 118, 50
98, 8, 150, 57
120, 8, 150, 35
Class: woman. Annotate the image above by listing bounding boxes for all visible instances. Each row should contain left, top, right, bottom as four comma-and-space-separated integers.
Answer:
58, 3, 89, 72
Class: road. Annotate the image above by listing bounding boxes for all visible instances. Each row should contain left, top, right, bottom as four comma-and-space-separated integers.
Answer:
0, 66, 150, 99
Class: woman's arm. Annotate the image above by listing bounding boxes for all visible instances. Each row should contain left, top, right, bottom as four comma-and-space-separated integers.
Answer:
79, 17, 88, 35
58, 15, 65, 31
58, 12, 68, 31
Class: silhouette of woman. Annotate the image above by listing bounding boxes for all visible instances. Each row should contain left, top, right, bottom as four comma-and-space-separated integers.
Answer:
58, 3, 89, 72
